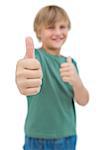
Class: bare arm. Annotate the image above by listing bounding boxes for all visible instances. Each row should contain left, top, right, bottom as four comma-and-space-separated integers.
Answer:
60, 56, 89, 106
73, 76, 89, 106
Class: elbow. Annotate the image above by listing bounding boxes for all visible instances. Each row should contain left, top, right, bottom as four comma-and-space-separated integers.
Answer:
76, 92, 89, 106
78, 99, 89, 106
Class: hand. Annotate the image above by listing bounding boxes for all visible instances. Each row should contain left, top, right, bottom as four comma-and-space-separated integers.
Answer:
15, 37, 43, 96
60, 57, 79, 86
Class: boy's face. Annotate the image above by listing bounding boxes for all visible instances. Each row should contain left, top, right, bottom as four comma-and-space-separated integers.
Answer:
39, 20, 69, 54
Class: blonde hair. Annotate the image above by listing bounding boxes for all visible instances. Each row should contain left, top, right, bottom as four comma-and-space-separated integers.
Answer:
33, 5, 71, 40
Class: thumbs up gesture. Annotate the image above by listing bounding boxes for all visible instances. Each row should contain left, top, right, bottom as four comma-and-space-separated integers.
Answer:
16, 37, 43, 96
60, 56, 79, 86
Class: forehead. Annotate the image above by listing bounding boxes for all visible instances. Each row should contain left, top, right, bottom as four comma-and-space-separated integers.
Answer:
43, 19, 68, 26
44, 20, 68, 27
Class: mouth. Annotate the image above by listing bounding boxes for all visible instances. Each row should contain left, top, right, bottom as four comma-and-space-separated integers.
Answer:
51, 38, 64, 42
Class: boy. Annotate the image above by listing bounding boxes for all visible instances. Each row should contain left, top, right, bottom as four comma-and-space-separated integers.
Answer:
16, 5, 89, 150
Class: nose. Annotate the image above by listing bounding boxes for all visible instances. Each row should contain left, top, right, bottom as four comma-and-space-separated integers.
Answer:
54, 28, 61, 35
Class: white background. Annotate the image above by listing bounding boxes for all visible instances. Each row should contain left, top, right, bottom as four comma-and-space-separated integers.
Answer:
0, 0, 100, 149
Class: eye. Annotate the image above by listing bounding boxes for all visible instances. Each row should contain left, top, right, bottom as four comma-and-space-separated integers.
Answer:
47, 26, 55, 29
60, 25, 67, 29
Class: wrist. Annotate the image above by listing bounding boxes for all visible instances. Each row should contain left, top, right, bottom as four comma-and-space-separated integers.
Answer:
72, 76, 83, 89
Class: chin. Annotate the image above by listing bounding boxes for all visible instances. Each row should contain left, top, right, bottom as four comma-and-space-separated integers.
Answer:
53, 45, 62, 50
49, 46, 61, 50
50, 44, 62, 49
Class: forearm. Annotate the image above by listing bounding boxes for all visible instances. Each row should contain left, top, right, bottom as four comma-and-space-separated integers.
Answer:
73, 76, 89, 106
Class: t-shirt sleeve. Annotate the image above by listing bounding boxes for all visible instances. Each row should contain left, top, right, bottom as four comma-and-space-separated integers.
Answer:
35, 49, 42, 64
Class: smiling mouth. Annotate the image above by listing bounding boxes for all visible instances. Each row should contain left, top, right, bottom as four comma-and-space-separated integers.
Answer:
52, 38, 64, 42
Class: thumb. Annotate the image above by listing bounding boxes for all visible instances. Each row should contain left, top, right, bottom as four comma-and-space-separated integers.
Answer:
67, 56, 72, 64
25, 37, 35, 58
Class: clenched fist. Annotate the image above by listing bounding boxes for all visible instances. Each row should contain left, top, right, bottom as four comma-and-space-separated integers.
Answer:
60, 57, 79, 86
15, 37, 43, 96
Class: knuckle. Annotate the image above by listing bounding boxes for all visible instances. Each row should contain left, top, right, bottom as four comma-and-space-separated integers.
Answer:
40, 70, 43, 78
35, 87, 41, 94
39, 70, 42, 77
36, 70, 42, 78
38, 79, 42, 85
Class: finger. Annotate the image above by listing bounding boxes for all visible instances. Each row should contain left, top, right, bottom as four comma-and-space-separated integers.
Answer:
23, 87, 41, 96
60, 63, 70, 68
20, 59, 41, 70
24, 68, 42, 79
60, 67, 70, 73
62, 77, 70, 82
17, 68, 42, 79
23, 79, 42, 88
60, 71, 70, 78
67, 56, 72, 64
25, 37, 34, 58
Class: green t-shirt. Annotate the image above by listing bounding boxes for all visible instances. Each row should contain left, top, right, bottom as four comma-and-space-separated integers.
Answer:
24, 48, 78, 139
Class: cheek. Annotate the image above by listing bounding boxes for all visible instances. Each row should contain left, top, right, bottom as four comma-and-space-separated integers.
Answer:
62, 33, 67, 41
40, 34, 47, 42
63, 29, 68, 36
64, 32, 68, 37
41, 31, 51, 40
64, 34, 68, 41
